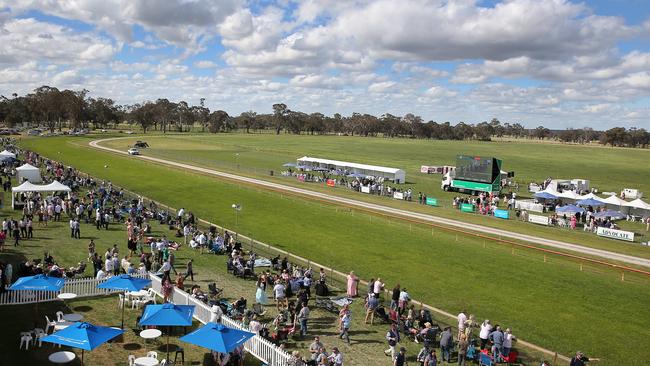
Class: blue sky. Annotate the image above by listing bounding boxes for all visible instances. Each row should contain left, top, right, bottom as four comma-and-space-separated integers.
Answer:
0, 0, 649, 129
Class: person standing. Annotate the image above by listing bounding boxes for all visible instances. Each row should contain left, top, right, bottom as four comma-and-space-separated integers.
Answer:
457, 334, 468, 366
394, 347, 407, 366
26, 217, 33, 239
339, 309, 351, 344
384, 323, 400, 359
365, 293, 379, 324
12, 220, 20, 246
183, 259, 194, 281
327, 347, 343, 366
439, 326, 453, 363
346, 271, 359, 297
391, 284, 401, 310
503, 328, 515, 358
298, 303, 310, 338
489, 326, 505, 361
457, 310, 467, 340
570, 351, 589, 366
479, 319, 492, 350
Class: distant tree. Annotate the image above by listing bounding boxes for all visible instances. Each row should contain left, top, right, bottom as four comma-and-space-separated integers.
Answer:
600, 127, 627, 147
237, 111, 256, 133
208, 110, 229, 133
474, 121, 493, 141
128, 102, 156, 133
272, 103, 289, 134
533, 125, 551, 140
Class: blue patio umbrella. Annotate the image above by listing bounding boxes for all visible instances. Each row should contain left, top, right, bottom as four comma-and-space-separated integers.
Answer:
139, 303, 195, 360
594, 210, 625, 220
97, 274, 151, 329
576, 198, 605, 207
42, 322, 123, 365
9, 274, 65, 321
556, 204, 585, 214
534, 191, 557, 200
180, 322, 254, 353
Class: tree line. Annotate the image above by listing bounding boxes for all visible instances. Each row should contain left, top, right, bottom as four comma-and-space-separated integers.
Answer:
1, 86, 648, 148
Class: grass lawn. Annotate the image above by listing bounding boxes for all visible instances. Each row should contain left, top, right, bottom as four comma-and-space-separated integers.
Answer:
96, 134, 650, 259
17, 135, 650, 365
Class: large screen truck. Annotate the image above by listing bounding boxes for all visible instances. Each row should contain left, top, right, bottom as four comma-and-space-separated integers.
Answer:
441, 155, 504, 195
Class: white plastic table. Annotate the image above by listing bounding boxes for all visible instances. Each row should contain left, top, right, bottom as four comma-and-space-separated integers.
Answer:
129, 290, 148, 298
48, 351, 76, 364
54, 321, 74, 331
57, 293, 77, 300
134, 357, 159, 366
140, 329, 162, 340
63, 313, 83, 322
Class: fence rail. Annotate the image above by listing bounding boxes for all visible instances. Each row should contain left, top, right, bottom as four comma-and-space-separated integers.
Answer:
0, 274, 149, 306
148, 274, 291, 366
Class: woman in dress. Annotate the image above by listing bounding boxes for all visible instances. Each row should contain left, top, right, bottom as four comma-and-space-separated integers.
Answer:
256, 274, 268, 305
346, 271, 359, 297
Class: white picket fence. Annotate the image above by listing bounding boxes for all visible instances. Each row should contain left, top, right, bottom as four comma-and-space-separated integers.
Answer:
0, 274, 149, 305
148, 274, 291, 366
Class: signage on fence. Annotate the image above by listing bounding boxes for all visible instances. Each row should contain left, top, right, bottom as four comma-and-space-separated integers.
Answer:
528, 214, 549, 226
597, 227, 635, 242
361, 186, 371, 194
494, 209, 509, 219
326, 179, 335, 187
460, 203, 475, 212
393, 191, 404, 200
297, 175, 305, 182
425, 197, 438, 206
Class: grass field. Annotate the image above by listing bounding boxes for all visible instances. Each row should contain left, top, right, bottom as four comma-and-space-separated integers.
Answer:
18, 135, 650, 365
96, 134, 650, 259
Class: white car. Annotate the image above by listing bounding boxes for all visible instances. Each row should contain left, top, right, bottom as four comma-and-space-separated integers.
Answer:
127, 148, 140, 155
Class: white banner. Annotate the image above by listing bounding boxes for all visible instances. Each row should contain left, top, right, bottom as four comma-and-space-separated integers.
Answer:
597, 227, 635, 242
516, 200, 544, 213
361, 186, 370, 194
393, 192, 404, 200
528, 214, 549, 226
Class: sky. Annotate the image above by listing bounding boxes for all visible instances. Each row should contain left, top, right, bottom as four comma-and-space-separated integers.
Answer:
0, 0, 649, 129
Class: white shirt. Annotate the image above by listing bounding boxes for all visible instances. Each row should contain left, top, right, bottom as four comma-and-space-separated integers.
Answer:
458, 312, 467, 330
105, 258, 114, 271
177, 208, 185, 217
373, 281, 383, 294
479, 323, 492, 339
273, 283, 286, 298
160, 261, 171, 272
96, 269, 107, 280
504, 333, 514, 348
398, 290, 410, 302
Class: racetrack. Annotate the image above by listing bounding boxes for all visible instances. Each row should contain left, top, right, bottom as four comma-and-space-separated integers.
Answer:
90, 137, 650, 269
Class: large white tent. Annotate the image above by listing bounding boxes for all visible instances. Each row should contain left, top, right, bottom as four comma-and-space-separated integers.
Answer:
558, 190, 581, 200
601, 195, 628, 207
578, 192, 604, 201
11, 180, 71, 208
15, 163, 41, 183
0, 150, 16, 159
296, 156, 406, 183
624, 198, 650, 210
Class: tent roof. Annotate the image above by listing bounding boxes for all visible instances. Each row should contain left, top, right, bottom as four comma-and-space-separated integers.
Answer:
624, 198, 650, 210
12, 180, 71, 193
558, 190, 581, 199
0, 150, 16, 157
16, 163, 39, 171
601, 195, 628, 206
578, 192, 604, 201
297, 156, 404, 175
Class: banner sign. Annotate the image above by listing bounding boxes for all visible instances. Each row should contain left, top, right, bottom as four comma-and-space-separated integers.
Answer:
528, 214, 549, 226
425, 197, 438, 206
361, 186, 370, 194
460, 203, 475, 212
597, 227, 635, 242
326, 179, 335, 187
494, 209, 509, 219
393, 192, 404, 200
297, 175, 305, 182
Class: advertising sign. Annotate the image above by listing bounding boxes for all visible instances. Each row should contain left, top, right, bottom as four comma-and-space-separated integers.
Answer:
393, 192, 404, 200
460, 203, 475, 212
596, 227, 635, 242
361, 186, 371, 194
528, 214, 549, 226
326, 179, 335, 187
425, 197, 438, 206
494, 209, 509, 219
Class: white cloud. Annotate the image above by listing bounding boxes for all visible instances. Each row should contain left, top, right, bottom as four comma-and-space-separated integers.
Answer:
368, 81, 396, 93
194, 60, 218, 69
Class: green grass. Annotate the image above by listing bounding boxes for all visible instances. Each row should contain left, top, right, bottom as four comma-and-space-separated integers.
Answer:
96, 133, 650, 260
18, 135, 650, 365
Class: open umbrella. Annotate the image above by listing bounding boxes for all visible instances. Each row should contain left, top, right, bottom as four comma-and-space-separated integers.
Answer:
576, 198, 605, 207
97, 274, 151, 329
180, 322, 254, 353
593, 210, 626, 220
41, 322, 123, 365
139, 303, 195, 360
9, 274, 65, 323
556, 205, 585, 214
534, 191, 557, 200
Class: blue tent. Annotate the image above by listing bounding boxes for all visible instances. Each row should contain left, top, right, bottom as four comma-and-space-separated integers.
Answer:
9, 274, 65, 292
97, 274, 151, 329
139, 303, 195, 360
576, 198, 605, 207
180, 322, 255, 353
42, 322, 123, 365
594, 210, 625, 220
534, 191, 557, 199
556, 205, 585, 214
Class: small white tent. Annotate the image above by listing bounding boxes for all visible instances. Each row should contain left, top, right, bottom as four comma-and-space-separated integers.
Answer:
15, 163, 41, 183
11, 180, 71, 208
624, 198, 650, 210
0, 150, 16, 159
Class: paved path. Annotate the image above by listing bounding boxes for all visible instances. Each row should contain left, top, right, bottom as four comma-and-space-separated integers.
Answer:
90, 137, 650, 269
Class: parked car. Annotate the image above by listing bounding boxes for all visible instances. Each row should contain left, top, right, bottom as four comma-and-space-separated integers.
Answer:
127, 148, 140, 155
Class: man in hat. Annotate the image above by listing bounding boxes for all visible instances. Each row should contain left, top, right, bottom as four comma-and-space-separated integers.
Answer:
570, 351, 590, 366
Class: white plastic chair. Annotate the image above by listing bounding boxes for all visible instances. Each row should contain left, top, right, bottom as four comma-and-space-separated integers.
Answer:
159, 359, 167, 366
131, 297, 144, 310
20, 334, 33, 350
128, 354, 136, 366
55, 311, 64, 323
147, 288, 157, 304
33, 329, 46, 347
118, 293, 125, 309
44, 316, 57, 334
147, 351, 158, 359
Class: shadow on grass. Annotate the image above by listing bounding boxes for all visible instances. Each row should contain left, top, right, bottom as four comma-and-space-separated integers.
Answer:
73, 305, 93, 312
122, 343, 142, 351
